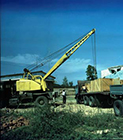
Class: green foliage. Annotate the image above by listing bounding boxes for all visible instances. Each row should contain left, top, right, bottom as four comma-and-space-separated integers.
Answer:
1, 107, 123, 140
54, 82, 73, 88
54, 77, 74, 88
69, 81, 73, 87
61, 76, 73, 87
86, 65, 98, 81
62, 76, 69, 87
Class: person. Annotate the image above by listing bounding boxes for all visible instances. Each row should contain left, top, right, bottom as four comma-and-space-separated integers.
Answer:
62, 90, 66, 104
52, 91, 55, 102
75, 85, 79, 104
81, 85, 87, 93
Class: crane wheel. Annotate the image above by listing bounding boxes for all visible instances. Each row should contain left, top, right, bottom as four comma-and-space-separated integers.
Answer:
35, 96, 48, 108
113, 100, 123, 117
83, 96, 89, 105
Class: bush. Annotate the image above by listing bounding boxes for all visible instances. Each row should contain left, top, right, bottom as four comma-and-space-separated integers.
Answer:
1, 106, 123, 140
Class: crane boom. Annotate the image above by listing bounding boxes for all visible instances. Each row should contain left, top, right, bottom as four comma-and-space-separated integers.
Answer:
42, 28, 96, 81
16, 28, 96, 92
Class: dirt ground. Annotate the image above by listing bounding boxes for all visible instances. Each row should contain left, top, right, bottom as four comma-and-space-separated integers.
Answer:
0, 109, 29, 135
54, 104, 114, 116
53, 95, 114, 115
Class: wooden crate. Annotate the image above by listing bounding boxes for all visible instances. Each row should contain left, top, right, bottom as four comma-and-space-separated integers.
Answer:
112, 78, 121, 85
85, 78, 121, 93
90, 80, 96, 92
120, 80, 123, 85
88, 78, 113, 92
85, 82, 91, 92
99, 78, 113, 92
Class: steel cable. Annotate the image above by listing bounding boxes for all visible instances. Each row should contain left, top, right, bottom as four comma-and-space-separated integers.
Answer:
27, 32, 88, 72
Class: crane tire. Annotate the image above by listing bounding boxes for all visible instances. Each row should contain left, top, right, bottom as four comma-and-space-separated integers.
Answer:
35, 96, 48, 108
83, 96, 89, 105
113, 100, 123, 117
89, 96, 95, 107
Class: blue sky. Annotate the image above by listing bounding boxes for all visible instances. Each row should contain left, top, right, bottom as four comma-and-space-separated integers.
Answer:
1, 0, 123, 85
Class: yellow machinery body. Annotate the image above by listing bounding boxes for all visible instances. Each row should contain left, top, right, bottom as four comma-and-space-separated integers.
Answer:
16, 79, 41, 91
16, 73, 48, 91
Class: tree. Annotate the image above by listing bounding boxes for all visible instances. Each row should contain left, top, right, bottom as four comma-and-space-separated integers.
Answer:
86, 65, 98, 81
69, 81, 73, 87
62, 76, 69, 87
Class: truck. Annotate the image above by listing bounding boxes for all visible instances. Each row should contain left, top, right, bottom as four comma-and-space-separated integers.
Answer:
75, 80, 123, 116
0, 28, 96, 108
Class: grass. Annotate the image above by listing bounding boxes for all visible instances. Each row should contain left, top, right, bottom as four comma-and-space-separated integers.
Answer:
1, 105, 123, 140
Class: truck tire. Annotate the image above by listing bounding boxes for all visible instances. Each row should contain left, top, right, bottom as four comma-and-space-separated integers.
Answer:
83, 96, 89, 105
89, 96, 95, 107
113, 100, 123, 116
35, 96, 48, 108
76, 96, 83, 104
76, 98, 80, 104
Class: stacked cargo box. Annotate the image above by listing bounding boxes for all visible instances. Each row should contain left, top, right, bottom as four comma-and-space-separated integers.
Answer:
85, 78, 122, 93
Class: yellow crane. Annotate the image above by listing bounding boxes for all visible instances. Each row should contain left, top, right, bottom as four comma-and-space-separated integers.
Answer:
16, 28, 96, 107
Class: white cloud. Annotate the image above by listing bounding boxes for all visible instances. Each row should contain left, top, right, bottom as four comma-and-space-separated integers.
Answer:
51, 58, 117, 75
1, 54, 107, 75
1, 54, 40, 65
55, 58, 91, 73
96, 64, 106, 71
1, 53, 108, 84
